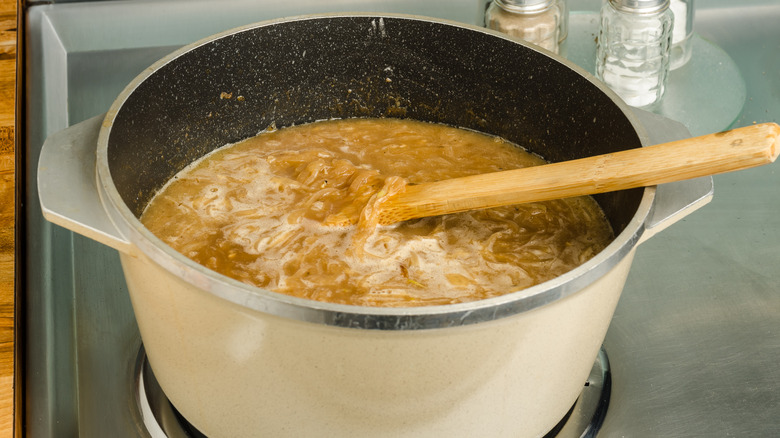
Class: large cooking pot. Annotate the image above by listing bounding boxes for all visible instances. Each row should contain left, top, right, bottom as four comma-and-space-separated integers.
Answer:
38, 14, 712, 437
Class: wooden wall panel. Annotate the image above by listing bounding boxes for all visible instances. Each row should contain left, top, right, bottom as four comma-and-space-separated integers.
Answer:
0, 0, 15, 436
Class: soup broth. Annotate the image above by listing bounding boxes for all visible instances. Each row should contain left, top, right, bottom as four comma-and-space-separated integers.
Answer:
141, 118, 614, 307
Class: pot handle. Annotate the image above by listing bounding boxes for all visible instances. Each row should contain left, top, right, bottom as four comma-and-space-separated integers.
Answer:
639, 176, 713, 244
631, 109, 714, 245
37, 114, 137, 255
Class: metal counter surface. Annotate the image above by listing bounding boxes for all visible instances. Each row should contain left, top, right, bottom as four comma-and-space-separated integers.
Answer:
601, 3, 780, 436
23, 0, 780, 436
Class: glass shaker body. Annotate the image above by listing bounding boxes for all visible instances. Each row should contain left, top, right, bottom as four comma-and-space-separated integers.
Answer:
670, 0, 694, 69
596, 0, 674, 108
485, 0, 567, 54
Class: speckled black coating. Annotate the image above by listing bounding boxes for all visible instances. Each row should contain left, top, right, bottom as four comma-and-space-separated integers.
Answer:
106, 15, 642, 232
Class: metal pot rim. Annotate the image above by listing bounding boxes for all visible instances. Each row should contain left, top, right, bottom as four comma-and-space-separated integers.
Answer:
95, 13, 655, 330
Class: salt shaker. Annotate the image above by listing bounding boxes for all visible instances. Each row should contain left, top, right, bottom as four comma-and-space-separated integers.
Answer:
670, 0, 694, 69
596, 0, 674, 108
485, 0, 568, 55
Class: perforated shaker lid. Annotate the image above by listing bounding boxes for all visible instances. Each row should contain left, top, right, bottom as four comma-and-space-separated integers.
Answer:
495, 0, 557, 14
608, 0, 670, 14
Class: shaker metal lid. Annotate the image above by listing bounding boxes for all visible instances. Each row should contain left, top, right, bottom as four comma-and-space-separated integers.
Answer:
608, 0, 671, 14
495, 0, 557, 14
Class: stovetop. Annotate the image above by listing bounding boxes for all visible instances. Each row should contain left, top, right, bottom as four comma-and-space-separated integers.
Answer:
22, 0, 780, 436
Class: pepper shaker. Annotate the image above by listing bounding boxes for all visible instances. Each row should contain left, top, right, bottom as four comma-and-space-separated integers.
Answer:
485, 0, 568, 55
596, 0, 674, 108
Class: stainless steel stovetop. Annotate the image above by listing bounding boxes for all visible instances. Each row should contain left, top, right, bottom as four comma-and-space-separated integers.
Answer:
22, 0, 780, 436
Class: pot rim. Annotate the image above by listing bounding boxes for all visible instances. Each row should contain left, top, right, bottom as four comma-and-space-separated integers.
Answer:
96, 13, 655, 330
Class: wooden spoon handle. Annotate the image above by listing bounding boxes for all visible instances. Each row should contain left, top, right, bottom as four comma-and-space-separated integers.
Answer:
376, 122, 780, 225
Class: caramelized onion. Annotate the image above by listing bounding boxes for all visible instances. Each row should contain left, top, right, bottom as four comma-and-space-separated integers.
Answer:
141, 118, 614, 307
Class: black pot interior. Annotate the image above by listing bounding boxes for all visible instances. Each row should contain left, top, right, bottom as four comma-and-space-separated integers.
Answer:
107, 15, 643, 234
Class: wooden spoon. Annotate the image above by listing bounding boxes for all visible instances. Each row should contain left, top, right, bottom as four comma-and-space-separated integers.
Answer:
373, 122, 780, 226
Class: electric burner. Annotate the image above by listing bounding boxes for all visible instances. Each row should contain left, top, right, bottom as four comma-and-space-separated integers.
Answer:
135, 346, 610, 438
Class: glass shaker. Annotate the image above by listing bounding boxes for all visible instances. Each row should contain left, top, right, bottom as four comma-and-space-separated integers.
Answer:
485, 0, 568, 55
670, 0, 694, 69
596, 0, 674, 108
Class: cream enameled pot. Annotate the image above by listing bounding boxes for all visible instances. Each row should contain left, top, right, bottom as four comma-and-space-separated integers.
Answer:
37, 14, 712, 437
